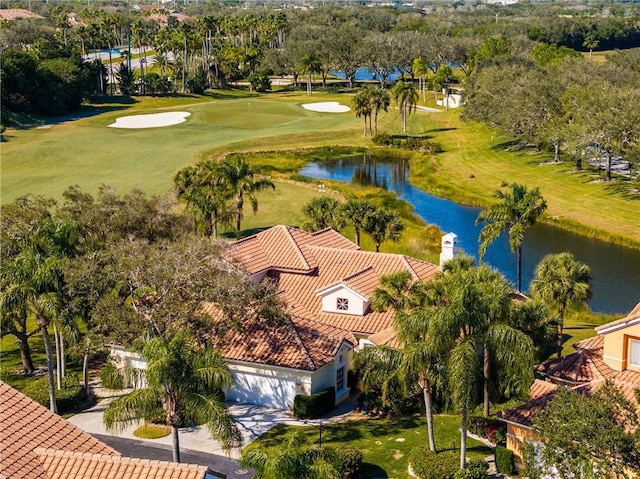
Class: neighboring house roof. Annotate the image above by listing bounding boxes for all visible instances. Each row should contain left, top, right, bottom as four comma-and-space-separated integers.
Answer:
0, 9, 44, 20
537, 344, 613, 385
0, 381, 209, 479
499, 379, 560, 428
594, 302, 640, 335
230, 226, 439, 336
573, 334, 604, 351
203, 303, 355, 371
148, 12, 191, 24
33, 449, 208, 479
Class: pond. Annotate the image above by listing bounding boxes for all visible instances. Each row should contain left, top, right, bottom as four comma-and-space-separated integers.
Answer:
300, 155, 640, 315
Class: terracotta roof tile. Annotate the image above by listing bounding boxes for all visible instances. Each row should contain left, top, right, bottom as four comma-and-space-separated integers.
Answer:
499, 380, 560, 427
0, 9, 44, 20
594, 302, 640, 334
0, 381, 118, 479
203, 304, 355, 371
33, 449, 208, 479
573, 335, 604, 351
537, 347, 614, 384
369, 326, 401, 348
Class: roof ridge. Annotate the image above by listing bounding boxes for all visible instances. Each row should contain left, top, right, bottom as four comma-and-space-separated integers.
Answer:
400, 255, 420, 281
278, 226, 312, 271
343, 265, 375, 282
286, 320, 316, 370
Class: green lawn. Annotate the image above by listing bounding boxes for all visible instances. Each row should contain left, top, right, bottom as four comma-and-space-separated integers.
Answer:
243, 416, 492, 479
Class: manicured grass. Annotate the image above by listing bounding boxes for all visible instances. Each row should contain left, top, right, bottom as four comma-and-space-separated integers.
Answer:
133, 423, 171, 439
243, 416, 492, 479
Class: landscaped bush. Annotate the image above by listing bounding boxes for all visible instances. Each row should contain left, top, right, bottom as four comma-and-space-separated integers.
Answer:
22, 374, 85, 414
468, 416, 506, 445
324, 445, 363, 478
372, 134, 443, 153
293, 387, 335, 419
455, 458, 489, 479
408, 446, 459, 479
495, 445, 514, 476
99, 362, 125, 390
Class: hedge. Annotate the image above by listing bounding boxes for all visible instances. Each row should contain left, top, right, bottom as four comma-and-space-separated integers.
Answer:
324, 445, 363, 478
408, 446, 459, 479
21, 374, 85, 414
293, 387, 335, 419
495, 445, 514, 476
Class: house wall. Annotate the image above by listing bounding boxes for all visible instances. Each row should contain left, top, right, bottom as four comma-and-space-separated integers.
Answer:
505, 422, 539, 469
320, 288, 368, 316
601, 323, 640, 371
311, 343, 353, 405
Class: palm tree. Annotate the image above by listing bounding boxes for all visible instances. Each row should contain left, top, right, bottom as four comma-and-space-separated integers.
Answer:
239, 430, 340, 479
104, 333, 242, 463
391, 81, 419, 133
369, 271, 441, 452
218, 157, 275, 239
174, 161, 234, 238
339, 198, 376, 247
370, 87, 391, 136
301, 197, 345, 232
476, 183, 547, 292
583, 35, 599, 60
298, 53, 321, 97
530, 252, 592, 358
352, 87, 373, 137
413, 57, 429, 102
363, 208, 404, 252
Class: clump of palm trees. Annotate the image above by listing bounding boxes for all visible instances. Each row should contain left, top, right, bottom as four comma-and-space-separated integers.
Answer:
301, 197, 404, 252
174, 156, 274, 239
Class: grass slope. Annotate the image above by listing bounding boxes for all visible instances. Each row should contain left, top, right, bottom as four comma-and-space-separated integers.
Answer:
244, 417, 492, 479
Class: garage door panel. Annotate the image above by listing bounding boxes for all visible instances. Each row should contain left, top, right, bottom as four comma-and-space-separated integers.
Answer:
228, 372, 297, 410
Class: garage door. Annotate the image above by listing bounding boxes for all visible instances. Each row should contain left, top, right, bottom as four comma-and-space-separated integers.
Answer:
227, 372, 297, 410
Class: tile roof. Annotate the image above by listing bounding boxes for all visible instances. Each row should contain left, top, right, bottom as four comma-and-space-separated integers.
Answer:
0, 380, 118, 479
203, 303, 355, 371
0, 9, 44, 20
0, 381, 209, 479
536, 346, 613, 385
573, 335, 604, 351
229, 226, 439, 337
33, 449, 208, 479
499, 380, 560, 427
594, 302, 640, 334
369, 326, 401, 348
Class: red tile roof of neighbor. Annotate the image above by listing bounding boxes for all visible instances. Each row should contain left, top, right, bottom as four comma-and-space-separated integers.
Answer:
536, 344, 613, 385
0, 381, 208, 479
499, 379, 560, 427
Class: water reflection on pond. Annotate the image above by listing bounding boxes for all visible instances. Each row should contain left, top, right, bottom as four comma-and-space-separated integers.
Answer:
300, 155, 640, 315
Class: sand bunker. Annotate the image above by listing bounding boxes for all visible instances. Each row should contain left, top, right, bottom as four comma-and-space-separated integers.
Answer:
108, 112, 191, 129
301, 102, 350, 113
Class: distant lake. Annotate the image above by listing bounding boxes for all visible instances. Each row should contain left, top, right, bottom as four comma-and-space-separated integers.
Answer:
300, 155, 640, 315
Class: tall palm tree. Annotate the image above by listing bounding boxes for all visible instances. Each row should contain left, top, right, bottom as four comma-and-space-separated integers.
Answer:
351, 87, 373, 137
298, 53, 321, 97
239, 430, 340, 479
369, 271, 441, 452
430, 267, 535, 466
391, 81, 419, 133
174, 161, 233, 238
530, 252, 592, 358
370, 87, 391, 136
104, 333, 242, 463
339, 198, 376, 247
301, 197, 345, 232
363, 208, 404, 252
218, 157, 275, 239
476, 183, 547, 292
412, 57, 429, 102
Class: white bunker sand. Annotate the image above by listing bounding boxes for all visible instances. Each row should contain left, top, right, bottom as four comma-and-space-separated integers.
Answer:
108, 111, 191, 129
301, 102, 350, 113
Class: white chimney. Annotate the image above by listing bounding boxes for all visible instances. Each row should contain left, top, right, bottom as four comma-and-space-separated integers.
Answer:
440, 232, 457, 268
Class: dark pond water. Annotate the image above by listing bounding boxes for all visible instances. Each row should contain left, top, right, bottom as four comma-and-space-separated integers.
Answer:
300, 156, 640, 315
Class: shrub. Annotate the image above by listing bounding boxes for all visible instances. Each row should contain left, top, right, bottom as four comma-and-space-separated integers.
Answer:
325, 445, 363, 478
293, 387, 335, 419
495, 445, 514, 476
248, 72, 271, 92
373, 133, 392, 146
99, 363, 125, 390
468, 416, 506, 445
22, 374, 85, 414
408, 446, 459, 479
462, 458, 489, 479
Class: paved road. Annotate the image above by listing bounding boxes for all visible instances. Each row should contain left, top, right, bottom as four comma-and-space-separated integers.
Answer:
94, 434, 254, 479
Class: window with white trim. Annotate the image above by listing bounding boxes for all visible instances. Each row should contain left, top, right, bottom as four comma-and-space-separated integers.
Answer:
336, 366, 345, 392
336, 297, 349, 311
630, 339, 640, 367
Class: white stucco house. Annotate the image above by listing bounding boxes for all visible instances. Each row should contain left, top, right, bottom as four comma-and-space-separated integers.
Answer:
109, 225, 443, 411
